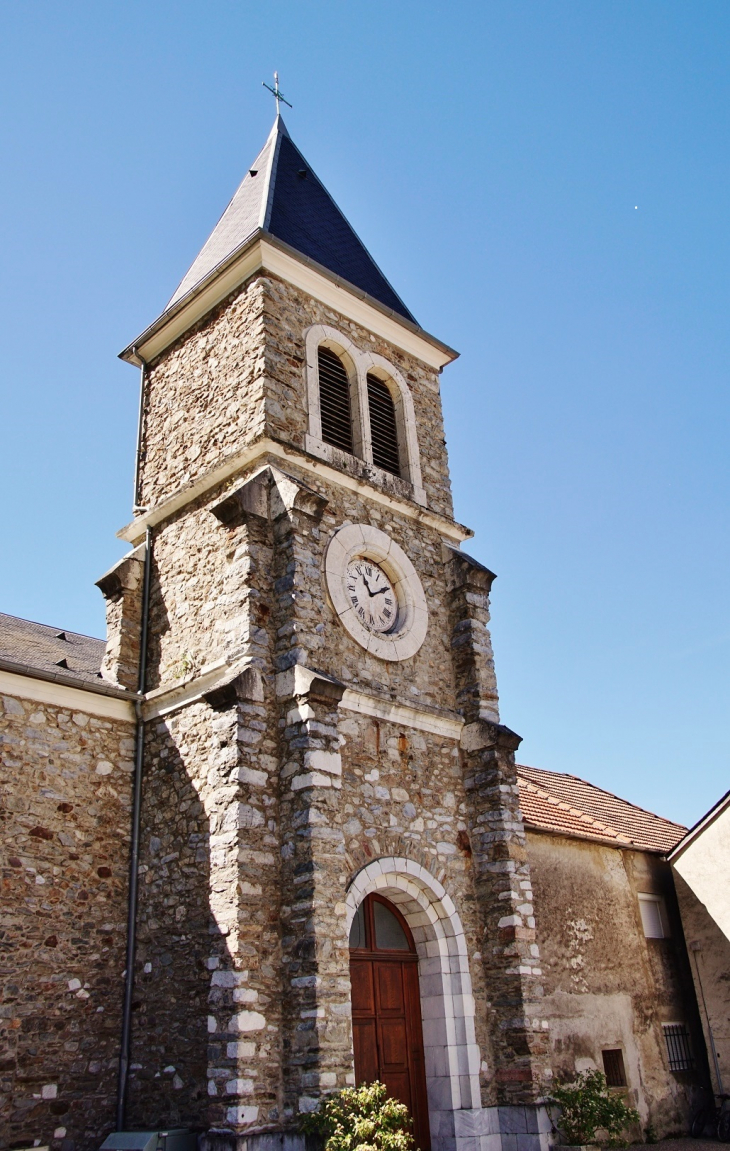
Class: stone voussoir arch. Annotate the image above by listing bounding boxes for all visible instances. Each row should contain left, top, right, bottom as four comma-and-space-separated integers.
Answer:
346, 856, 483, 1148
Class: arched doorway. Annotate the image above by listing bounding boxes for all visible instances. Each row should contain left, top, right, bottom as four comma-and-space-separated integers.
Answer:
349, 893, 431, 1151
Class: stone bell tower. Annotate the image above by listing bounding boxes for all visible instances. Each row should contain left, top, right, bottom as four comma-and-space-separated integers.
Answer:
101, 113, 553, 1151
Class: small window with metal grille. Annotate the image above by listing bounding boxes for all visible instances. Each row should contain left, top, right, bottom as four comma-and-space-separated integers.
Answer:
602, 1049, 627, 1087
663, 1024, 694, 1072
367, 374, 400, 477
318, 346, 353, 454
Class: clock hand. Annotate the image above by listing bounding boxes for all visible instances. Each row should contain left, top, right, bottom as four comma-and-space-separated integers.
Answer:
370, 586, 389, 596
361, 577, 377, 597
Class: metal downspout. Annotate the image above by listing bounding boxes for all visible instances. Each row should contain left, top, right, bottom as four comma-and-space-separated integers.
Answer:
116, 524, 153, 1130
133, 348, 148, 512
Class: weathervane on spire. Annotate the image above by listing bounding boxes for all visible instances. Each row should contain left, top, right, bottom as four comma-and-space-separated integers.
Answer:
262, 72, 292, 114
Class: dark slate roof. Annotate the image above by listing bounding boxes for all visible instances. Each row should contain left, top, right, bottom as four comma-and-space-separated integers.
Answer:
167, 115, 416, 323
167, 126, 277, 309
517, 764, 686, 854
0, 612, 106, 688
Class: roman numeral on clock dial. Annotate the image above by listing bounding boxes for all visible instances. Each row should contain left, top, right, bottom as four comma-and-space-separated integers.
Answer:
344, 558, 397, 634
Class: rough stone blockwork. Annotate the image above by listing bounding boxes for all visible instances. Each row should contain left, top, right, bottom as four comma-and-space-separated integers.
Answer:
138, 273, 454, 522
0, 692, 134, 1150
114, 267, 555, 1148
3, 121, 702, 1151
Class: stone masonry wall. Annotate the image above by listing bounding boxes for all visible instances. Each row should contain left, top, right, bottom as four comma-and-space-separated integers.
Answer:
138, 273, 454, 521
447, 555, 551, 1106
527, 832, 706, 1136
98, 545, 145, 692
127, 697, 287, 1134
261, 275, 455, 521
126, 706, 214, 1131
0, 688, 134, 1151
128, 506, 286, 1135
124, 689, 506, 1133
335, 710, 499, 1108
125, 460, 551, 1140
138, 278, 267, 510
120, 257, 552, 1143
143, 456, 459, 707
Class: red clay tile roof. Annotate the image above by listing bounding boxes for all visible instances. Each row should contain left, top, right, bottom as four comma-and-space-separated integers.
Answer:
516, 764, 686, 854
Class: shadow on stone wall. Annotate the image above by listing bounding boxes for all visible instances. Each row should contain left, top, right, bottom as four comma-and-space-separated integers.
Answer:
124, 721, 233, 1135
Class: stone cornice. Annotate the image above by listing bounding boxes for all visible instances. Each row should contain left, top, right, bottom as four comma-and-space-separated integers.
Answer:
340, 687, 463, 740
142, 657, 234, 720
143, 658, 464, 738
119, 234, 458, 372
117, 438, 473, 546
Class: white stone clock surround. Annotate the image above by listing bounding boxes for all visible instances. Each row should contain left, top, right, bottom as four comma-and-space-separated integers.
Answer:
324, 523, 428, 661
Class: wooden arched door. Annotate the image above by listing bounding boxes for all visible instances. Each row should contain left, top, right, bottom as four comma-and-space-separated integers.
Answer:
349, 893, 431, 1151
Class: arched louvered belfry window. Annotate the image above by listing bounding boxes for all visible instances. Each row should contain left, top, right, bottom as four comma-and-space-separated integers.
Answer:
367, 374, 400, 477
318, 346, 353, 454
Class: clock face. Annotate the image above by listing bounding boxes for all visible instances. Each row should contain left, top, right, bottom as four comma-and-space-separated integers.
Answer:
346, 559, 397, 633
324, 523, 428, 662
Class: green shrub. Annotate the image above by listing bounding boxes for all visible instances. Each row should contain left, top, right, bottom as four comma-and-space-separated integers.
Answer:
550, 1069, 640, 1146
301, 1081, 416, 1151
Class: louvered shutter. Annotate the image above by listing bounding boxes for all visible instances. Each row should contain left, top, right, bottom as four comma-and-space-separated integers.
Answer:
638, 894, 665, 938
367, 375, 400, 477
318, 347, 353, 453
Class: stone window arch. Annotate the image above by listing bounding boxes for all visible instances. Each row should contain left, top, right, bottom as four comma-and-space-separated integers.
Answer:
304, 325, 425, 506
346, 857, 482, 1151
306, 327, 364, 459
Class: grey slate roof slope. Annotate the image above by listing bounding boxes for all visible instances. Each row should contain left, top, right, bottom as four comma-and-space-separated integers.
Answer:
0, 612, 106, 688
167, 125, 277, 309
167, 115, 416, 323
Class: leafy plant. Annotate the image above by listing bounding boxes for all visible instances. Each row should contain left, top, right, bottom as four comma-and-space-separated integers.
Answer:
550, 1069, 640, 1147
301, 1081, 416, 1151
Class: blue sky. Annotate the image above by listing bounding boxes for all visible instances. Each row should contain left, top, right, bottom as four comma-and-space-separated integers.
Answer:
1, 1, 727, 825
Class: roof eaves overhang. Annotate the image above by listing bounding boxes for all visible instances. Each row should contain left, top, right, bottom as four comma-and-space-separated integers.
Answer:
522, 821, 671, 855
0, 656, 134, 701
668, 787, 730, 862
120, 231, 459, 372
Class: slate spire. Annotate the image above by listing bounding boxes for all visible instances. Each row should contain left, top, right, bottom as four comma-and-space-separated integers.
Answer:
167, 116, 416, 323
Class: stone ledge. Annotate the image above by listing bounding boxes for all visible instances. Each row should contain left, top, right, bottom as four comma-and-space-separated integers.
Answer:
117, 439, 472, 546
461, 720, 523, 753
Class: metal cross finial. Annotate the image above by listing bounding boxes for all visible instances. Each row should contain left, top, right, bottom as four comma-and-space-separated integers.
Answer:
262, 71, 292, 114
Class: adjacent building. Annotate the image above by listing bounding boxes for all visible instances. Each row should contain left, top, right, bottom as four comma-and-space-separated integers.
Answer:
518, 765, 706, 1135
669, 792, 730, 1097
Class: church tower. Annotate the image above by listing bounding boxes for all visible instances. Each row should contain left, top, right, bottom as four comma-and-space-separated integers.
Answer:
102, 113, 552, 1151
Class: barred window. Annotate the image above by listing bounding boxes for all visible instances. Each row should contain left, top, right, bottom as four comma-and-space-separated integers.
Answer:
663, 1024, 694, 1072
318, 346, 353, 454
367, 374, 400, 477
602, 1049, 627, 1087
